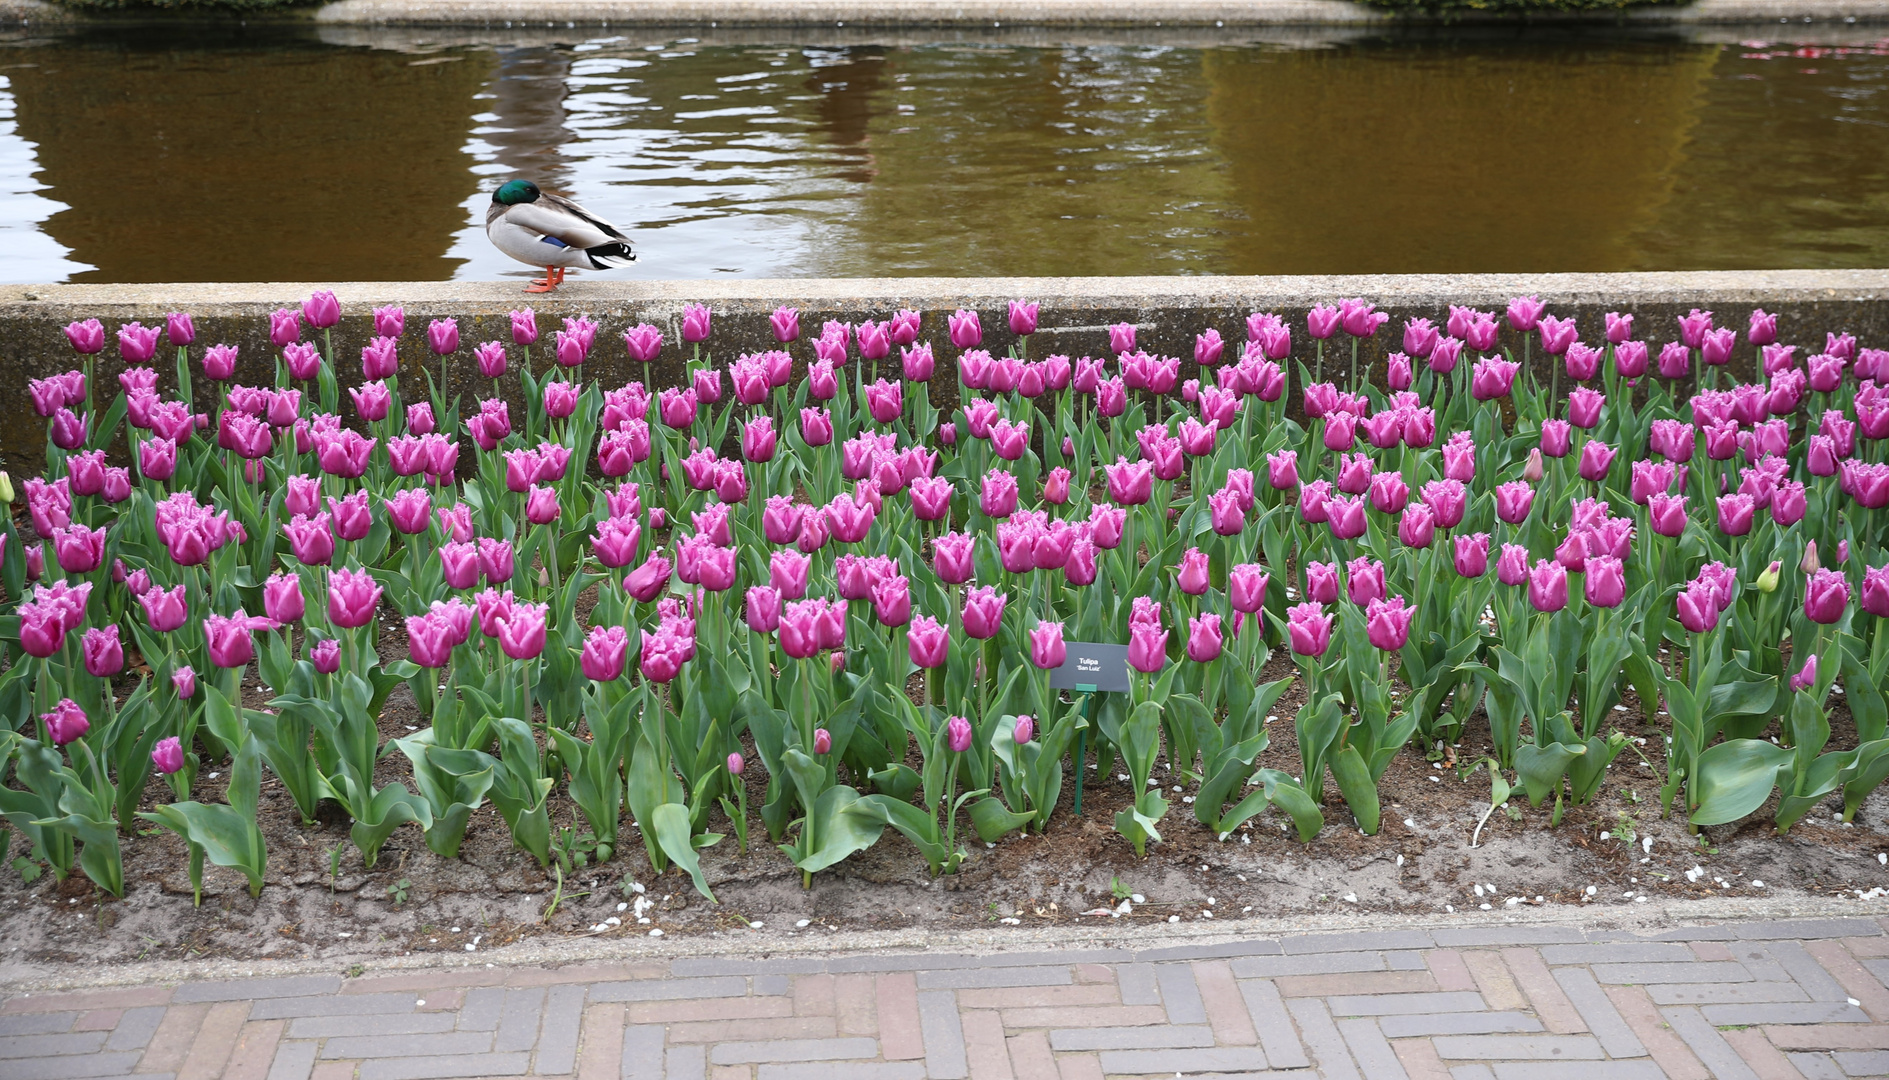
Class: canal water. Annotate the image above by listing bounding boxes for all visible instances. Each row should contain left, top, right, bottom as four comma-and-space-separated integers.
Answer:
5, 24, 1889, 283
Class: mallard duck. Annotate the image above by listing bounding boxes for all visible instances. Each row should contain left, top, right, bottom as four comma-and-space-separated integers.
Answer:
485, 179, 636, 293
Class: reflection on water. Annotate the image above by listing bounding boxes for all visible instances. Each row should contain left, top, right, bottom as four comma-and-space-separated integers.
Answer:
7, 26, 1889, 282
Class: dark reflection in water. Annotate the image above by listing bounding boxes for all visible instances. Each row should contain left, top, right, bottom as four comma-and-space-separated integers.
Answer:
5, 27, 1889, 282
6, 26, 491, 281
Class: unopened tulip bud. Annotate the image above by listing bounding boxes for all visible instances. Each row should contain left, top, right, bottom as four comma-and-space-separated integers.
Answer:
1755, 560, 1781, 593
1522, 449, 1543, 483
1801, 540, 1821, 576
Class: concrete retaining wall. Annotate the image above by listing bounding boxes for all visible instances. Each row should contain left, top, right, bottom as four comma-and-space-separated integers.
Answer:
5, 269, 1887, 473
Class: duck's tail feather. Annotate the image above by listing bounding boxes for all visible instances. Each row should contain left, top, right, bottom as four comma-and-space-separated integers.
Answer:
585, 241, 636, 269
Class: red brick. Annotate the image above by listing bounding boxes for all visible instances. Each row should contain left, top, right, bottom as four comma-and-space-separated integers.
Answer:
311, 1062, 358, 1080
963, 1009, 1013, 1080
221, 1020, 285, 1080
959, 984, 1116, 1010
876, 972, 924, 1061
1392, 1037, 1453, 1080
1057, 1053, 1104, 1080
833, 974, 877, 1036
1193, 961, 1257, 1046
2, 985, 172, 1015
1806, 939, 1889, 1022
339, 970, 503, 995
1764, 1024, 1889, 1051
1691, 941, 1737, 962
793, 975, 835, 1017
1605, 985, 1708, 1080
507, 962, 665, 987
1424, 950, 1477, 993
1006, 1030, 1057, 1078
178, 1000, 252, 1080
1721, 1028, 1811, 1080
139, 1003, 212, 1074
1502, 948, 1587, 1034
1463, 952, 1528, 1012
1846, 935, 1889, 958
666, 1016, 837, 1043
73, 1009, 121, 1031
1000, 1005, 1166, 1029
1072, 965, 1115, 985
415, 989, 465, 1013
1274, 971, 1438, 998
574, 1003, 624, 1080
627, 996, 793, 1023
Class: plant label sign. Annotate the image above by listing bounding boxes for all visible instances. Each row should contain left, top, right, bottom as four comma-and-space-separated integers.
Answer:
1049, 642, 1131, 694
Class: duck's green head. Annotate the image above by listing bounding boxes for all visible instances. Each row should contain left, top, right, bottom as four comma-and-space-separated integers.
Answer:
494, 179, 541, 206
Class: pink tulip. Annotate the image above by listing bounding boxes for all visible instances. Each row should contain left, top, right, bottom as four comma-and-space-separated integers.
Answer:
152, 736, 185, 775
1528, 560, 1568, 613
1863, 565, 1889, 618
1454, 533, 1490, 578
1029, 620, 1067, 670
579, 625, 629, 681
1742, 308, 1777, 347
1535, 316, 1577, 356
1658, 341, 1691, 379
1678, 308, 1714, 349
962, 585, 1007, 639
1716, 493, 1755, 537
262, 571, 305, 624
1369, 472, 1409, 515
745, 586, 783, 634
1186, 613, 1224, 663
1346, 557, 1387, 607
1202, 560, 1264, 616
1578, 440, 1615, 482
1805, 569, 1851, 624
1564, 387, 1604, 430
1506, 295, 1544, 332
1399, 503, 1435, 549
1471, 357, 1520, 400
266, 307, 301, 348
41, 699, 88, 746
1495, 543, 1529, 587
1614, 340, 1649, 378
1174, 548, 1210, 596
327, 568, 382, 629
948, 309, 983, 350
640, 630, 690, 682
495, 601, 548, 660
1577, 554, 1624, 609
139, 583, 189, 634
82, 625, 123, 678
905, 615, 948, 669
1365, 596, 1413, 651
1304, 560, 1340, 604
1326, 495, 1366, 540
1286, 603, 1333, 657
1087, 503, 1126, 550
1646, 493, 1688, 538
1127, 621, 1168, 673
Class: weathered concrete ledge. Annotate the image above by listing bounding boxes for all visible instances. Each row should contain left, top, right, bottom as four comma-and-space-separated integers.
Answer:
4, 269, 1886, 468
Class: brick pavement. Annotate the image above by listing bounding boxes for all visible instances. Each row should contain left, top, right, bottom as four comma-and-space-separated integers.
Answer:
7, 917, 1889, 1079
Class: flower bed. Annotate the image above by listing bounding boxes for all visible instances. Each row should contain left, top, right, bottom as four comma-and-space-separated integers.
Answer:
1, 292, 1884, 928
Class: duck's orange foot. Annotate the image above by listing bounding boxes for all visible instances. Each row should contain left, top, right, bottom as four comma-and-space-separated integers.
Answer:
525, 267, 559, 293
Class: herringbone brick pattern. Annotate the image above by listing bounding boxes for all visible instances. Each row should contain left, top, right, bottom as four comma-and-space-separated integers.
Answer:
7, 917, 1889, 1078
